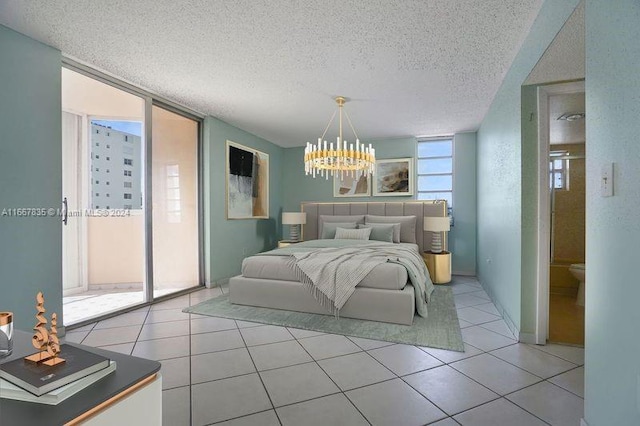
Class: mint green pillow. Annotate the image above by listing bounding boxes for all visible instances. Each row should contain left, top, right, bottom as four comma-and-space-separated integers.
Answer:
359, 223, 394, 243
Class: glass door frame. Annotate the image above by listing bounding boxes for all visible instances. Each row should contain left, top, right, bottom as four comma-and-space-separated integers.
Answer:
147, 100, 205, 303
62, 58, 205, 324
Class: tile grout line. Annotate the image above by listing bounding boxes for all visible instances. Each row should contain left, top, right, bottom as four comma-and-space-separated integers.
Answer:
237, 322, 285, 426
291, 339, 373, 426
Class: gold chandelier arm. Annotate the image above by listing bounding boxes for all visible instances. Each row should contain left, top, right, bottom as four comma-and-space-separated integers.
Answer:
320, 109, 338, 141
343, 109, 360, 141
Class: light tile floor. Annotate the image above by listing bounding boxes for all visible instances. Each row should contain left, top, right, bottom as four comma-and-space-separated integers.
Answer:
63, 277, 585, 426
63, 288, 183, 325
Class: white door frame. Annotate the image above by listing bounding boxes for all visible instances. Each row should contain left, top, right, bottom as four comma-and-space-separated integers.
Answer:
535, 80, 585, 344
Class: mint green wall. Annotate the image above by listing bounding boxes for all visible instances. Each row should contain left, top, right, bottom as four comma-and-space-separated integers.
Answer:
0, 25, 63, 330
451, 132, 477, 275
585, 0, 640, 423
203, 117, 284, 284
281, 137, 417, 212
282, 135, 477, 274
476, 0, 580, 332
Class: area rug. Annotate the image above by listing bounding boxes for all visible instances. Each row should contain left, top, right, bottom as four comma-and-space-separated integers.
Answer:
184, 286, 464, 352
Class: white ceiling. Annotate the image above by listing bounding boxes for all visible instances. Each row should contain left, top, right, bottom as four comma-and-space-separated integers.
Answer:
525, 0, 584, 85
0, 0, 543, 147
549, 92, 585, 145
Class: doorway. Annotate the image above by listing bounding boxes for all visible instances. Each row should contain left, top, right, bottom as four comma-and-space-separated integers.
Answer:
536, 81, 585, 346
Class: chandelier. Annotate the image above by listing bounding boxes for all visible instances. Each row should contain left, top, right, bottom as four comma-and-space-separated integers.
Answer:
304, 96, 376, 179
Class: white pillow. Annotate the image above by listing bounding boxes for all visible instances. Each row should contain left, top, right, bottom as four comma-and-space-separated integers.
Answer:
334, 227, 372, 240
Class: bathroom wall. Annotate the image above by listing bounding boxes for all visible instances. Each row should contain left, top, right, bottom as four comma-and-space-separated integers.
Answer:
552, 143, 586, 263
550, 143, 585, 295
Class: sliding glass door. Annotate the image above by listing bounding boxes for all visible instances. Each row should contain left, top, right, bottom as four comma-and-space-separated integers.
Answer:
62, 66, 202, 325
62, 68, 147, 324
151, 105, 200, 298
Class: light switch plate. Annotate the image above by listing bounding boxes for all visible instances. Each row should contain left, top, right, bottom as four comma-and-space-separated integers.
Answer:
600, 163, 614, 197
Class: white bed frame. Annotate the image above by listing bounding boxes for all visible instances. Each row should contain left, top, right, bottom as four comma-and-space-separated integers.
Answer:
229, 201, 447, 325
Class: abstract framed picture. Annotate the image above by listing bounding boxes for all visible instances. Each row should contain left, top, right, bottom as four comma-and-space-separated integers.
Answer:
373, 158, 414, 196
226, 140, 269, 219
333, 173, 371, 197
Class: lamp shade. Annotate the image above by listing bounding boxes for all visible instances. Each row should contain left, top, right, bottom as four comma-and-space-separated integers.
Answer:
282, 212, 307, 225
423, 217, 450, 232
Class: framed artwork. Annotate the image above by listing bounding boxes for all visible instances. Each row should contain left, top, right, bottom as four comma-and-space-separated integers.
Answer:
373, 158, 414, 196
333, 173, 371, 197
226, 140, 269, 219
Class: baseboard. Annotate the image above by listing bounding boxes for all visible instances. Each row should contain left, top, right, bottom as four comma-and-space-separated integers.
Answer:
580, 419, 589, 426
477, 278, 521, 341
519, 332, 537, 344
206, 278, 230, 289
452, 270, 476, 276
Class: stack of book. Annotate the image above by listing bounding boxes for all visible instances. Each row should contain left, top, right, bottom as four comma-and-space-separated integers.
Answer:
0, 344, 116, 405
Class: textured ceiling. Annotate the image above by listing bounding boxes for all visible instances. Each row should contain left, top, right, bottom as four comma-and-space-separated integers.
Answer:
525, 0, 584, 85
0, 0, 543, 147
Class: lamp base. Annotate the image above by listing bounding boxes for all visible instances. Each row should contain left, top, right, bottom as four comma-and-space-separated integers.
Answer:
289, 225, 300, 243
430, 233, 443, 253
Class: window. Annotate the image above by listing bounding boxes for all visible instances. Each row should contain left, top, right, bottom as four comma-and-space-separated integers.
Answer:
124, 204, 132, 209
124, 135, 129, 142
95, 154, 100, 159
106, 181, 110, 185
106, 156, 110, 161
95, 180, 99, 184
124, 170, 132, 177
124, 193, 132, 199
124, 158, 133, 166
95, 167, 100, 172
95, 142, 99, 147
106, 193, 110, 197
417, 138, 454, 207
550, 152, 570, 190
107, 144, 110, 149
106, 169, 110, 173
95, 193, 100, 197
124, 182, 132, 188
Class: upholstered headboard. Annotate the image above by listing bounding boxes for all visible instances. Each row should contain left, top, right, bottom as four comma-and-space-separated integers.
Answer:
301, 201, 447, 253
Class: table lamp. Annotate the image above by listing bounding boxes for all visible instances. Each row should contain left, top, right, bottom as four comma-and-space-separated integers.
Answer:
423, 217, 450, 253
282, 212, 306, 242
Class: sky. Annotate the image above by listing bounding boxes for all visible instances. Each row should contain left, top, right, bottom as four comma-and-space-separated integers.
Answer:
92, 120, 142, 137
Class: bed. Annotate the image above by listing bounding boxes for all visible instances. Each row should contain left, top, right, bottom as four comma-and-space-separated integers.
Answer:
229, 201, 447, 325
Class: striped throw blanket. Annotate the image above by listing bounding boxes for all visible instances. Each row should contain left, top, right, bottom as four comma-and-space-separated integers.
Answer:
287, 242, 434, 318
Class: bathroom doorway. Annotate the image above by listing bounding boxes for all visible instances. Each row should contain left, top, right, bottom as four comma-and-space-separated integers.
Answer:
536, 81, 585, 346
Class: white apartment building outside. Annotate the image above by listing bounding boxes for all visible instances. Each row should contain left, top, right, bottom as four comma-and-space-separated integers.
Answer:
90, 122, 142, 209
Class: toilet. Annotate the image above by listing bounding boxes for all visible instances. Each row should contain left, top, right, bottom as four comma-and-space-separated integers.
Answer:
569, 263, 586, 306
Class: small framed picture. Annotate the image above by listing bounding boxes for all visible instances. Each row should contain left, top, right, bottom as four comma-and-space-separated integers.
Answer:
333, 173, 371, 197
373, 158, 414, 196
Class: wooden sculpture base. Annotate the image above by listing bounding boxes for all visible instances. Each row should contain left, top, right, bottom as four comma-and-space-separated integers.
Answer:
24, 351, 52, 364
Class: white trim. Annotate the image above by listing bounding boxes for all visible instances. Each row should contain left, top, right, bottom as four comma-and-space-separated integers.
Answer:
519, 332, 537, 344
535, 81, 585, 345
